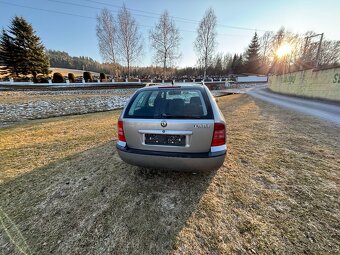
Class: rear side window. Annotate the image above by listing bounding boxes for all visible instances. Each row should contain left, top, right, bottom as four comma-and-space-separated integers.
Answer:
124, 88, 213, 119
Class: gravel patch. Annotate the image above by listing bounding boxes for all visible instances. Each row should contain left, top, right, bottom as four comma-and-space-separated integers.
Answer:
0, 89, 137, 126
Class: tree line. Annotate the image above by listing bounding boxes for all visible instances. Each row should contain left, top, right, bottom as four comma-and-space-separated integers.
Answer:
1, 8, 339, 80
0, 16, 118, 79
47, 50, 114, 74
96, 6, 339, 78
177, 27, 340, 77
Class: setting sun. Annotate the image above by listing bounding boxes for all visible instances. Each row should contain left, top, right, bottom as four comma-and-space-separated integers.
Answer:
276, 43, 292, 57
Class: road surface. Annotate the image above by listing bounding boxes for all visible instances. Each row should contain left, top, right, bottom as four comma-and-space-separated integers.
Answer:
247, 87, 340, 125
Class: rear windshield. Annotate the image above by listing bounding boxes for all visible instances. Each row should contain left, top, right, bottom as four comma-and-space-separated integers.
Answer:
124, 88, 213, 119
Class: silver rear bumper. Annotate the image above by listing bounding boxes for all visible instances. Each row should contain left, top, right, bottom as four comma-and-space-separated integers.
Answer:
116, 143, 226, 171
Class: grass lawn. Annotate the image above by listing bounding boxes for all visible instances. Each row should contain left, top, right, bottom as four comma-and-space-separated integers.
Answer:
0, 110, 119, 182
0, 94, 339, 254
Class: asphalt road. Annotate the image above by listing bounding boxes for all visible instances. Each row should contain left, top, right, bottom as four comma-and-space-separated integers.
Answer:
247, 87, 340, 125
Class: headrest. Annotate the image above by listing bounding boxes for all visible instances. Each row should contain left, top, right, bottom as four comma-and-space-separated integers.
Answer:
169, 98, 184, 107
190, 97, 201, 105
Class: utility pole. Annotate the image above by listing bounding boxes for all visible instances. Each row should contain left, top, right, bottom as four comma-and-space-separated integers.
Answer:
315, 33, 324, 68
302, 33, 324, 69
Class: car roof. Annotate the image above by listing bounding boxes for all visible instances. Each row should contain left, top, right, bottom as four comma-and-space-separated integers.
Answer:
140, 83, 205, 91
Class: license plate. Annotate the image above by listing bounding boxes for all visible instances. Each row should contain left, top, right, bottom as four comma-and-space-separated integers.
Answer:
145, 134, 186, 146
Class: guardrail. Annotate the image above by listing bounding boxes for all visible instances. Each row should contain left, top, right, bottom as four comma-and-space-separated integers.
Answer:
0, 78, 268, 91
0, 78, 231, 86
0, 79, 144, 86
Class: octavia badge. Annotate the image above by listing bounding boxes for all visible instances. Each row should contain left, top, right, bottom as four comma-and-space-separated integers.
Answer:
160, 120, 167, 127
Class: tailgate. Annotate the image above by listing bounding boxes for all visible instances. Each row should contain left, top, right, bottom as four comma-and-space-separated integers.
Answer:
123, 118, 214, 153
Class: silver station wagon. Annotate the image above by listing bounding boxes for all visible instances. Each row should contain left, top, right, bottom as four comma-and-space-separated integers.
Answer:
116, 84, 227, 171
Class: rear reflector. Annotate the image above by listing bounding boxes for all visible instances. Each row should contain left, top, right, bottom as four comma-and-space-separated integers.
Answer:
118, 120, 126, 142
211, 123, 226, 146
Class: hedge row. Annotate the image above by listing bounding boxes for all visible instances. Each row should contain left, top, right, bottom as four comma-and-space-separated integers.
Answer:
51, 72, 106, 83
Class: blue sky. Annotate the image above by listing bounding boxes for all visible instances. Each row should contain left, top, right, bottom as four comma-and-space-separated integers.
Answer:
0, 0, 339, 67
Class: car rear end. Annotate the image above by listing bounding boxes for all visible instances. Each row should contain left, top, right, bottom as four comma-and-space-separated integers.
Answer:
116, 84, 227, 171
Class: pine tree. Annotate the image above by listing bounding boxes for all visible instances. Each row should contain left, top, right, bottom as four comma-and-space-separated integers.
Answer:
230, 54, 244, 74
0, 16, 49, 77
214, 55, 223, 75
230, 54, 238, 73
0, 29, 16, 75
235, 55, 244, 74
245, 32, 261, 74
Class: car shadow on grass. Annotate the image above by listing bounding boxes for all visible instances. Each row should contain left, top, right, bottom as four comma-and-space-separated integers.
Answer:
0, 141, 217, 255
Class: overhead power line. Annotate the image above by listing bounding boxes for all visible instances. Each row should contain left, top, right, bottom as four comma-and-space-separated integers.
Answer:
0, 0, 256, 37
82, 0, 269, 32
47, 0, 269, 32
82, 0, 206, 24
0, 1, 97, 20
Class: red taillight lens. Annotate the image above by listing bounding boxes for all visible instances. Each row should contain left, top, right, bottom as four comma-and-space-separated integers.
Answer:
211, 123, 226, 146
117, 120, 126, 142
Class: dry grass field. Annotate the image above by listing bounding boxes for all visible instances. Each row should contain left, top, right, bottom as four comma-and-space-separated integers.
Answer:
0, 94, 339, 254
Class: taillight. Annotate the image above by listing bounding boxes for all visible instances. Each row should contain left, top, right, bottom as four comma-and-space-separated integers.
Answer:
211, 123, 226, 146
118, 120, 126, 142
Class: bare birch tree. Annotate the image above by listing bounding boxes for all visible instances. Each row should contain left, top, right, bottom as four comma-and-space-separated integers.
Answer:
320, 40, 340, 65
259, 31, 274, 62
149, 10, 181, 77
96, 8, 117, 64
117, 4, 143, 78
194, 8, 217, 79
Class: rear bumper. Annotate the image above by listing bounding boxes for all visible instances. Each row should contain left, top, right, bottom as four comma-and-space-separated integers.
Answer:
116, 143, 226, 171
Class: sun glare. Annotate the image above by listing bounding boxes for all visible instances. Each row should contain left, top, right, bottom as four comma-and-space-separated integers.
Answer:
276, 43, 292, 58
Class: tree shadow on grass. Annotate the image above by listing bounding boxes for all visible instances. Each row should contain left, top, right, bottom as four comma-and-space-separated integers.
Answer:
0, 141, 217, 255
